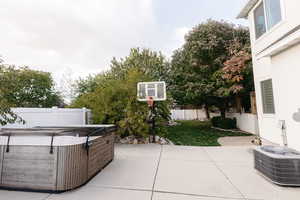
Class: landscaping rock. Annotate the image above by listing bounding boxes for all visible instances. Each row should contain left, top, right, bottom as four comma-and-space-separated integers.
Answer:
168, 121, 180, 126
116, 135, 173, 145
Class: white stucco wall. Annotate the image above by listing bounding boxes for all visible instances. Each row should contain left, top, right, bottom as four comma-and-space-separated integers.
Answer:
252, 57, 283, 145
271, 45, 300, 150
245, 0, 300, 150
1, 107, 92, 128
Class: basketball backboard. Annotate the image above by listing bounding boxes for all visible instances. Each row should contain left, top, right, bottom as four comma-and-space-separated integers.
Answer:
137, 81, 166, 101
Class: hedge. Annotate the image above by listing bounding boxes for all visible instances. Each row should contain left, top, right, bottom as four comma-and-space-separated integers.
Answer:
211, 116, 237, 129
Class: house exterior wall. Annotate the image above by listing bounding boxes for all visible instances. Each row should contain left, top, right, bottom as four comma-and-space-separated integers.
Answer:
247, 0, 300, 55
271, 45, 300, 150
244, 0, 300, 150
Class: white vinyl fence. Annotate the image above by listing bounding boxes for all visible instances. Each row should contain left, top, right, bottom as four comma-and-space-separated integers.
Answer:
171, 109, 258, 134
1, 107, 92, 128
226, 113, 259, 135
171, 109, 220, 121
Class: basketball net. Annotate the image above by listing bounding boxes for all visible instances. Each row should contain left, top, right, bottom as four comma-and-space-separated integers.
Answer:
147, 96, 154, 108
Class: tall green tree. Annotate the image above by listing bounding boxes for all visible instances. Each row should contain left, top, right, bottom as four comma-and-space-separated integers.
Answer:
0, 58, 21, 125
0, 65, 63, 108
71, 48, 171, 138
109, 48, 170, 81
169, 20, 253, 118
0, 61, 63, 125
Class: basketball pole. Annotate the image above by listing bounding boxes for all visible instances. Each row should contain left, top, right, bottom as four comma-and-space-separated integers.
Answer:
150, 101, 156, 143
138, 81, 166, 144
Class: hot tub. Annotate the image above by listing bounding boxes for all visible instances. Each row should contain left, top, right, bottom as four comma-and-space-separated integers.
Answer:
254, 146, 300, 186
0, 125, 116, 192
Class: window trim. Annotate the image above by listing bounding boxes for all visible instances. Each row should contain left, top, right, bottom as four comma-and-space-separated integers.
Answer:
260, 78, 276, 115
253, 0, 284, 40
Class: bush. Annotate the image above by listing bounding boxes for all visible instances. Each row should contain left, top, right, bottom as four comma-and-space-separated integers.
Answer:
71, 69, 171, 138
211, 116, 237, 129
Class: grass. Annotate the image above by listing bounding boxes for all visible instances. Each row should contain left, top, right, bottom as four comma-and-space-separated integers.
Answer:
165, 120, 252, 146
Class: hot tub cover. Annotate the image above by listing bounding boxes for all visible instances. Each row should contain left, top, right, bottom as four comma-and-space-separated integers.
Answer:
0, 124, 117, 146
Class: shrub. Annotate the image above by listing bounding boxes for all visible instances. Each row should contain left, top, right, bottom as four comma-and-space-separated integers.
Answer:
211, 116, 237, 129
198, 121, 212, 129
71, 69, 171, 138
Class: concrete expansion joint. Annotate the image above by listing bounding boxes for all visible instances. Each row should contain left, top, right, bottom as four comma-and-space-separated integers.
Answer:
150, 144, 163, 200
202, 148, 247, 200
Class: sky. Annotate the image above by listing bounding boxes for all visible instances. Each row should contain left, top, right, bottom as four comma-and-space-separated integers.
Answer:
0, 0, 249, 85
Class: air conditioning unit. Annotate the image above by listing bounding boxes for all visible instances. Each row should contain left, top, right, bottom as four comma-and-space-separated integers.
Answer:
254, 146, 300, 186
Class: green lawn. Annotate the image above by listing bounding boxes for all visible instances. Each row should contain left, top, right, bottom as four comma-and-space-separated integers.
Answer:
165, 120, 252, 146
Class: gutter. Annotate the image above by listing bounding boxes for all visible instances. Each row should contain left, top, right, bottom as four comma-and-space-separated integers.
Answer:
237, 0, 259, 19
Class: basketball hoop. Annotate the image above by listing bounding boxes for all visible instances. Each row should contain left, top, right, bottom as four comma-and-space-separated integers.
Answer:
137, 81, 166, 102
137, 81, 167, 143
147, 96, 154, 108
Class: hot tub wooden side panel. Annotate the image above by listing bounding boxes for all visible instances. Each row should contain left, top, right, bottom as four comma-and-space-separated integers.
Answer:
56, 132, 115, 191
0, 132, 115, 192
88, 133, 114, 178
0, 146, 58, 191
56, 144, 88, 191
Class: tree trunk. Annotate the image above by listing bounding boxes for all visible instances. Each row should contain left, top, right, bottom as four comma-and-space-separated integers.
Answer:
220, 107, 226, 119
218, 98, 228, 119
235, 95, 242, 114
204, 104, 210, 119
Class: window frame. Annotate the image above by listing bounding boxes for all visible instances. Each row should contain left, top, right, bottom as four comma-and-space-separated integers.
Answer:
253, 0, 284, 40
260, 79, 276, 114
254, 2, 267, 39
264, 0, 282, 30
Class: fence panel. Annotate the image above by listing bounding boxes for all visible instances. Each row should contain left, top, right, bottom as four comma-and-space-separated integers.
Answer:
226, 113, 258, 135
1, 107, 91, 128
171, 109, 258, 134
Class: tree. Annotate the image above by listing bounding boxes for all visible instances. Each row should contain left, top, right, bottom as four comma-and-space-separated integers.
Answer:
0, 101, 22, 126
72, 69, 150, 137
0, 65, 63, 108
0, 61, 63, 125
71, 48, 171, 138
110, 48, 170, 81
169, 20, 253, 118
73, 73, 110, 98
0, 59, 21, 125
221, 28, 254, 112
57, 68, 76, 104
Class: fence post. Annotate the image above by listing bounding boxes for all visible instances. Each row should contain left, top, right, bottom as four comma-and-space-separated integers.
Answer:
82, 107, 87, 125
250, 91, 257, 114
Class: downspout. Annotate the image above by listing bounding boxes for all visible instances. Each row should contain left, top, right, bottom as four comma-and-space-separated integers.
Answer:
279, 120, 288, 147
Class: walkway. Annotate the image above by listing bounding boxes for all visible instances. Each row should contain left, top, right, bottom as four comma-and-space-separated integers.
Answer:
218, 136, 256, 146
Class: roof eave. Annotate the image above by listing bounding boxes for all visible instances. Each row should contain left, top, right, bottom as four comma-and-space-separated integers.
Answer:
237, 0, 259, 19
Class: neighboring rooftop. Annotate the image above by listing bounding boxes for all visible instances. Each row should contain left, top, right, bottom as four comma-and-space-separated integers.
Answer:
237, 0, 259, 19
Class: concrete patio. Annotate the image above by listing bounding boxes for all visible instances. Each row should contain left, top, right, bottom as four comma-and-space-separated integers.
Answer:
1, 144, 300, 200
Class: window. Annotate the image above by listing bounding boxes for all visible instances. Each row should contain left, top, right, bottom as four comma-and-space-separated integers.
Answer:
254, 0, 282, 39
254, 3, 267, 39
261, 79, 275, 114
265, 0, 282, 29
